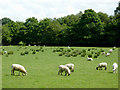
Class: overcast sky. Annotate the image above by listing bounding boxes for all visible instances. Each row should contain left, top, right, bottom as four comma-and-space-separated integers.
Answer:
0, 0, 119, 22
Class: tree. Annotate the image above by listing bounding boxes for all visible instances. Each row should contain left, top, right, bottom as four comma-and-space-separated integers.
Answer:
1, 17, 12, 25
75, 9, 104, 46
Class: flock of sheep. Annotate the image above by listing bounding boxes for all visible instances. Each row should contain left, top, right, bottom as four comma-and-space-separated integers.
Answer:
10, 46, 118, 76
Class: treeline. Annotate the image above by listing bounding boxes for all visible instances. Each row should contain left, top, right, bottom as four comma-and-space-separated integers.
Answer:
1, 9, 120, 46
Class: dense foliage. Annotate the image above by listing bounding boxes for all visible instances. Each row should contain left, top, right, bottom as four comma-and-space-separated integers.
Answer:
1, 9, 119, 46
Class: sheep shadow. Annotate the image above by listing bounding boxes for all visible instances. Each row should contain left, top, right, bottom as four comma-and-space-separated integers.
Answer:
108, 71, 113, 74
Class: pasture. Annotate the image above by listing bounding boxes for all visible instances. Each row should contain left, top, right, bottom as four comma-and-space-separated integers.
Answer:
1, 46, 118, 88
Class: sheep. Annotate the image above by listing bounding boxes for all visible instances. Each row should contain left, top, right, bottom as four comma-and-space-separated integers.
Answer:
113, 46, 116, 49
96, 62, 107, 70
112, 63, 118, 73
106, 53, 110, 57
58, 65, 71, 76
68, 46, 70, 49
109, 49, 113, 53
4, 51, 7, 54
11, 64, 27, 76
87, 57, 93, 61
65, 63, 74, 72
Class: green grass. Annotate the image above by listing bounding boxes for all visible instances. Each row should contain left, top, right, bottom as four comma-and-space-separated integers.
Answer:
1, 46, 118, 88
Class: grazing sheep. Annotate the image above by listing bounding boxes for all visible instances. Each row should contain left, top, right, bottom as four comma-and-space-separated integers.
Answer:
28, 44, 31, 46
113, 46, 116, 49
4, 51, 7, 54
65, 63, 74, 72
87, 57, 93, 61
106, 53, 110, 57
68, 46, 70, 49
58, 65, 71, 76
11, 64, 27, 76
109, 49, 113, 53
112, 63, 118, 73
96, 62, 107, 70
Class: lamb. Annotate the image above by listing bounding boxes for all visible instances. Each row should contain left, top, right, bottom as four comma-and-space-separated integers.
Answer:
112, 63, 118, 73
11, 64, 27, 76
106, 53, 110, 57
58, 65, 71, 76
96, 62, 107, 70
4, 51, 7, 54
109, 49, 113, 53
87, 57, 93, 61
65, 63, 74, 72
68, 46, 70, 49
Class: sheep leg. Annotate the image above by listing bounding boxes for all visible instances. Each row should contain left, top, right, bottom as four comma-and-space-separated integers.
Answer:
18, 71, 20, 76
65, 71, 67, 76
105, 67, 107, 70
11, 70, 13, 75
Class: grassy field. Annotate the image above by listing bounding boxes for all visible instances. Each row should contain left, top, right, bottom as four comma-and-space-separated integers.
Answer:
1, 46, 118, 88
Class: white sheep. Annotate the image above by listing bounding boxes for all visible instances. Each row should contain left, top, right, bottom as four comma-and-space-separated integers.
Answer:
68, 46, 70, 49
11, 64, 27, 76
65, 63, 74, 72
87, 57, 93, 61
58, 65, 71, 76
96, 62, 107, 70
109, 49, 113, 53
106, 53, 110, 57
4, 51, 7, 54
113, 46, 116, 49
112, 63, 118, 73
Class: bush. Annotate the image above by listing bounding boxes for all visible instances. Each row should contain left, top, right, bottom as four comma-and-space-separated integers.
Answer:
21, 52, 25, 55
59, 53, 63, 56
67, 49, 71, 52
100, 49, 104, 52
71, 53, 77, 57
82, 49, 86, 53
36, 49, 40, 52
41, 50, 44, 52
88, 48, 91, 51
25, 51, 29, 54
8, 51, 13, 55
0, 52, 3, 55
81, 53, 86, 57
65, 53, 71, 57
32, 51, 36, 54
94, 54, 98, 58
88, 53, 92, 58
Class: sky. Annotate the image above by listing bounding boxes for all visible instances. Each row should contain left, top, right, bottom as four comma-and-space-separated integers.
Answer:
0, 0, 119, 22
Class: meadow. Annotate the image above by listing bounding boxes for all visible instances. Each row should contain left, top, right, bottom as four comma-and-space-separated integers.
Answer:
1, 46, 118, 88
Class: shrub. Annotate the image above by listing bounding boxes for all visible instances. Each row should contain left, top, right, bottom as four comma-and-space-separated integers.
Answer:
81, 53, 86, 57
94, 54, 98, 58
82, 49, 86, 53
100, 49, 104, 52
8, 51, 13, 55
65, 53, 71, 57
71, 54, 77, 57
25, 51, 29, 54
59, 53, 63, 56
88, 53, 92, 58
53, 50, 56, 52
21, 52, 25, 55
41, 50, 44, 52
36, 49, 40, 52
88, 48, 91, 51
0, 52, 3, 55
32, 51, 36, 54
